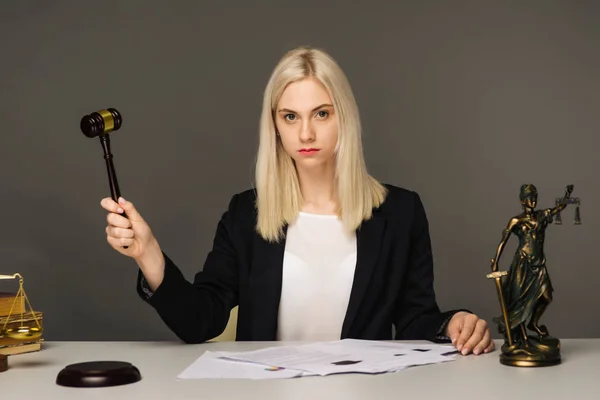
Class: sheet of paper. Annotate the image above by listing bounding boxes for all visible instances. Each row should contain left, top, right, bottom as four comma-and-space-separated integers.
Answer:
320, 339, 461, 358
216, 339, 459, 376
178, 339, 459, 379
177, 350, 315, 380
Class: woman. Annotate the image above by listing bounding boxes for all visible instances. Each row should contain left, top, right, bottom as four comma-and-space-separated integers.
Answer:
101, 46, 494, 356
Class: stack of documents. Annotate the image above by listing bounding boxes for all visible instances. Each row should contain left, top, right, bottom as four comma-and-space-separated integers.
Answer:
178, 339, 460, 380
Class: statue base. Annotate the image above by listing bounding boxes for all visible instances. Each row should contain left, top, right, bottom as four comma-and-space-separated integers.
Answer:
500, 336, 561, 367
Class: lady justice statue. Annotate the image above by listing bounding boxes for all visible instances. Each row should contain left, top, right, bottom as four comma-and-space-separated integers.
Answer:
487, 184, 580, 367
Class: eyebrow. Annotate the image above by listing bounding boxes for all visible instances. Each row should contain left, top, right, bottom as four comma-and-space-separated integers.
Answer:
277, 103, 333, 113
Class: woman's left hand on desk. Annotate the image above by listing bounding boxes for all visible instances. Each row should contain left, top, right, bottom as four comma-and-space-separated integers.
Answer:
445, 312, 495, 356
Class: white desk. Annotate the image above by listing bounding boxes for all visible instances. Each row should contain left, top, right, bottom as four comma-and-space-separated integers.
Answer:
1, 339, 598, 399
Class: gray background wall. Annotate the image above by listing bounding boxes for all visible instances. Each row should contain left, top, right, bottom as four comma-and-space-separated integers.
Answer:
1, 1, 598, 341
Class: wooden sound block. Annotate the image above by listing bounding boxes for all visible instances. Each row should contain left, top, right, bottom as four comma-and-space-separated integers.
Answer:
55, 361, 141, 387
0, 354, 7, 373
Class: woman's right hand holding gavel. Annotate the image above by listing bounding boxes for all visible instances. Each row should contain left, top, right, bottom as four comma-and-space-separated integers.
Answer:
101, 197, 165, 291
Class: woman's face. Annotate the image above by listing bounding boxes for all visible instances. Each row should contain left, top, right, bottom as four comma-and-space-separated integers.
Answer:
274, 77, 338, 171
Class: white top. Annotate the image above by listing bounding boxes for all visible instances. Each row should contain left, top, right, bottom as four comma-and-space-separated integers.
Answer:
276, 211, 357, 341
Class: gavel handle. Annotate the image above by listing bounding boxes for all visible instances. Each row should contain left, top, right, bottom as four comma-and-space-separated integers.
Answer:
100, 135, 129, 249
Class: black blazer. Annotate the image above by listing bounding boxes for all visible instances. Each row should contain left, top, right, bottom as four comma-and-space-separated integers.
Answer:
137, 184, 467, 343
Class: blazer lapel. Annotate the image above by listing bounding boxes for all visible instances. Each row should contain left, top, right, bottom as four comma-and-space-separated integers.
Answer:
341, 215, 386, 338
249, 225, 287, 340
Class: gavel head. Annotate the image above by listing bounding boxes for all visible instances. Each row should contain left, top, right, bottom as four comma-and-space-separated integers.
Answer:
80, 108, 122, 138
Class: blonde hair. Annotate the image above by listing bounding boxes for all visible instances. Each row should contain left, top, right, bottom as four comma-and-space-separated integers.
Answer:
255, 46, 387, 242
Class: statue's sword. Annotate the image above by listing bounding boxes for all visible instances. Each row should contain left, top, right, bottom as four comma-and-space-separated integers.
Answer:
487, 265, 513, 346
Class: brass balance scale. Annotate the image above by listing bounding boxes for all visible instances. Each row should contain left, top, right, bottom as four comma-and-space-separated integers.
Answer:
0, 273, 43, 340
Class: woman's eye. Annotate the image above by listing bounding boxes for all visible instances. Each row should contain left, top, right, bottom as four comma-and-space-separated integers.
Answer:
284, 114, 296, 121
316, 110, 329, 119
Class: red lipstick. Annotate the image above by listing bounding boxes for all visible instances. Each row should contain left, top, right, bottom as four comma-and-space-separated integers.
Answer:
298, 148, 320, 155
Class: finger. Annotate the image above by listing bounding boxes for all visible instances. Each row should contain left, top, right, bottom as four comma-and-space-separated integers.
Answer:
462, 320, 486, 355
484, 339, 495, 353
472, 326, 491, 355
107, 236, 134, 249
456, 315, 477, 350
106, 225, 134, 239
446, 322, 461, 346
117, 197, 144, 222
107, 212, 132, 229
101, 197, 124, 214
445, 312, 466, 345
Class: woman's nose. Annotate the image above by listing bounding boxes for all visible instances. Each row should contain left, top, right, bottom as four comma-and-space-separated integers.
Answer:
299, 121, 315, 142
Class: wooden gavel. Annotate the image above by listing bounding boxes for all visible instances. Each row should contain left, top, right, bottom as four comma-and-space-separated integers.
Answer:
80, 108, 129, 248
